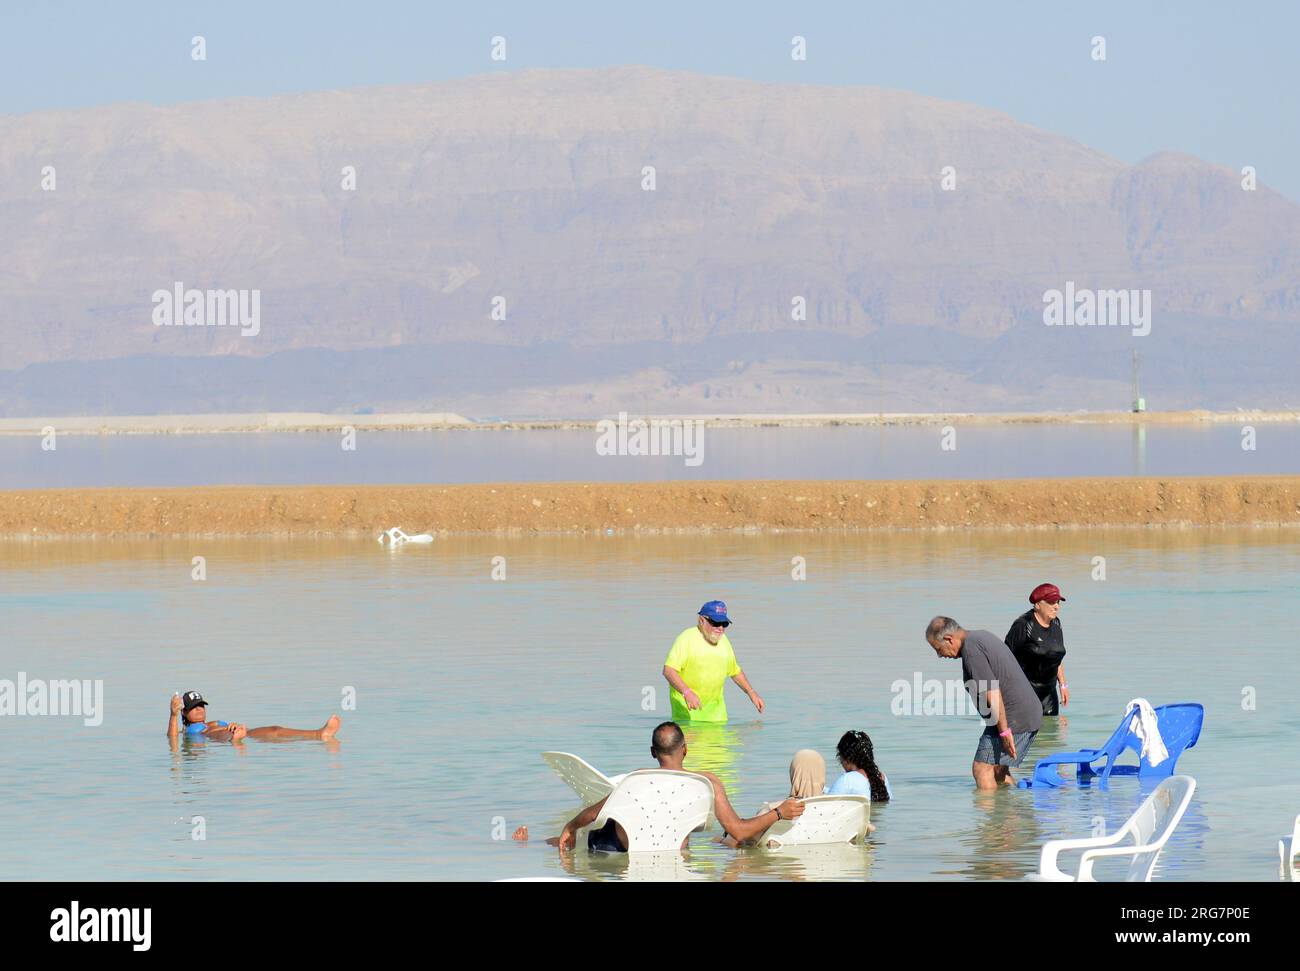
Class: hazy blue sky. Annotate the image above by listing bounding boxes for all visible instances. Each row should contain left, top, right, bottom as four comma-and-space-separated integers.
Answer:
2, 0, 1296, 200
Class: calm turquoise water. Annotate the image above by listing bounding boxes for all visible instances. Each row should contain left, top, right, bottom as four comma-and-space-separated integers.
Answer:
1, 528, 1297, 881
2, 422, 1300, 489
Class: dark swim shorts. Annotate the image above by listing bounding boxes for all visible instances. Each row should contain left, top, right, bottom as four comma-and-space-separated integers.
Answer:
974, 726, 1037, 767
586, 819, 626, 853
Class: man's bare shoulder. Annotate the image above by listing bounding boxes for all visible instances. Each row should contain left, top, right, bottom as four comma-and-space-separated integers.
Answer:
694, 769, 726, 790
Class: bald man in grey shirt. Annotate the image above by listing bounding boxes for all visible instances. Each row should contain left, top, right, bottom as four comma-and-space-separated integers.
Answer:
926, 616, 1043, 789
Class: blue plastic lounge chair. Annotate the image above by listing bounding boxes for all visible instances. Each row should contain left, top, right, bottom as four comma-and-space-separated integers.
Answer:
1019, 702, 1203, 789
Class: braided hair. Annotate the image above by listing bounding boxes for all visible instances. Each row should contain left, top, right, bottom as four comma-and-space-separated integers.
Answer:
836, 730, 889, 803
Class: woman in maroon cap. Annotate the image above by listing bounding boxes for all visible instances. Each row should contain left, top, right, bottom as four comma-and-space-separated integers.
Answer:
1004, 583, 1070, 716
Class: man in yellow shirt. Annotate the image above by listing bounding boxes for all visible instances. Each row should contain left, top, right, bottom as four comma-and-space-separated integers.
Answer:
662, 601, 765, 723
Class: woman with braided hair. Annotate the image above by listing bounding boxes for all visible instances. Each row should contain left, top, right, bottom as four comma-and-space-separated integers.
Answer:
828, 730, 892, 802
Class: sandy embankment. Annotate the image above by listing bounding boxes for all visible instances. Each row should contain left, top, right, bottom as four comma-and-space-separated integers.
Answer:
2, 477, 1299, 538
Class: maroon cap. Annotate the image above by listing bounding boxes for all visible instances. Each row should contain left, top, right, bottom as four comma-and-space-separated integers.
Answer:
1029, 583, 1065, 604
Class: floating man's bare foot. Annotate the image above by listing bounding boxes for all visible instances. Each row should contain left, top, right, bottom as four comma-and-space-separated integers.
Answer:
512, 826, 529, 841
319, 715, 341, 740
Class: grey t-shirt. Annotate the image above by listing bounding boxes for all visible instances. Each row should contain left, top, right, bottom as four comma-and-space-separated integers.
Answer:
960, 629, 1044, 735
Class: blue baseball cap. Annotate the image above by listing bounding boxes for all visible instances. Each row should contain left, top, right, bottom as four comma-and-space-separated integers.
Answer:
698, 600, 731, 624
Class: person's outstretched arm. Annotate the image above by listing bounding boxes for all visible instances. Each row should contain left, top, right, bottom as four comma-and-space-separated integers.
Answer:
167, 694, 182, 738
663, 665, 700, 711
730, 797, 803, 843
723, 642, 762, 713
553, 797, 608, 850
701, 771, 802, 843
211, 723, 246, 742
731, 670, 764, 713
986, 688, 1016, 760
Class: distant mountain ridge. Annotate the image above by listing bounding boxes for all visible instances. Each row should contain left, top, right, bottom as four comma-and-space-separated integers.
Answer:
1, 67, 1297, 414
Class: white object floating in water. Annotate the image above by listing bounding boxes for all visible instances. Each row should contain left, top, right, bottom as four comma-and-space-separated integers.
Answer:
378, 527, 434, 546
540, 751, 715, 831
1280, 813, 1300, 880
541, 751, 626, 806
760, 795, 871, 848
1036, 775, 1196, 882
591, 769, 715, 853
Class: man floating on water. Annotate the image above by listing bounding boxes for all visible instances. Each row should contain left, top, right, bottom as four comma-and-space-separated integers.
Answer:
662, 601, 765, 723
167, 691, 341, 743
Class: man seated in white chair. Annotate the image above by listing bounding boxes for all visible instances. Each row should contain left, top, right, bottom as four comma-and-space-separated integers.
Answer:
517, 722, 805, 853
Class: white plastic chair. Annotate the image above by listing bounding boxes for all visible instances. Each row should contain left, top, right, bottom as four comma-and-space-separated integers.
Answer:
588, 769, 715, 853
541, 752, 627, 805
1279, 814, 1300, 880
760, 795, 871, 848
1038, 775, 1196, 882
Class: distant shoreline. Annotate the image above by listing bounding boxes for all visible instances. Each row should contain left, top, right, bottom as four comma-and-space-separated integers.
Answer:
0, 409, 1297, 437
3, 476, 1299, 538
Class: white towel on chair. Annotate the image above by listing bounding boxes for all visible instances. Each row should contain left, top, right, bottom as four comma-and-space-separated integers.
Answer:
1124, 698, 1169, 767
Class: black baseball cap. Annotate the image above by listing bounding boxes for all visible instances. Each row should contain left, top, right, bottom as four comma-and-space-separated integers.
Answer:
181, 691, 209, 712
